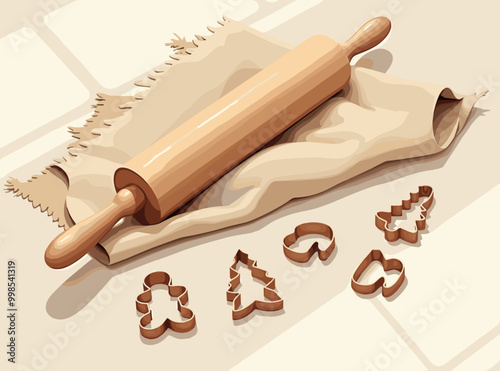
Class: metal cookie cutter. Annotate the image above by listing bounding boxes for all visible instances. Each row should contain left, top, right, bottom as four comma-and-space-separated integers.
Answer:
227, 250, 284, 320
351, 249, 405, 298
375, 185, 434, 243
136, 271, 196, 339
283, 222, 336, 263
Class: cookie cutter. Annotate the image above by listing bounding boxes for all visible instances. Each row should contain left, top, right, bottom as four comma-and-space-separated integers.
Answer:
227, 250, 284, 320
283, 222, 336, 263
351, 249, 405, 298
375, 185, 434, 243
136, 271, 196, 339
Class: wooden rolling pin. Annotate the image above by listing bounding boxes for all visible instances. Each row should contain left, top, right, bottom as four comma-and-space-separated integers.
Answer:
45, 17, 391, 269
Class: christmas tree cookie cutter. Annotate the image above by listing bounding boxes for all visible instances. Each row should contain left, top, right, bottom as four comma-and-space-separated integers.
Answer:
136, 271, 196, 339
282, 222, 336, 263
227, 250, 284, 320
375, 185, 434, 243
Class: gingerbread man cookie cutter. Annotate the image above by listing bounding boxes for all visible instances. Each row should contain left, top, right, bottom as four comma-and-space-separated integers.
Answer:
136, 271, 196, 339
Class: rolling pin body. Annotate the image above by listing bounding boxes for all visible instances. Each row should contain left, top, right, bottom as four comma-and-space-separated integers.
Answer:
45, 17, 391, 269
116, 34, 350, 224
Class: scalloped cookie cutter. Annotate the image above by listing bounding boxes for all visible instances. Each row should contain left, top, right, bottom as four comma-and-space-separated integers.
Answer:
351, 249, 405, 298
227, 250, 284, 320
375, 185, 434, 243
136, 271, 196, 339
283, 222, 336, 263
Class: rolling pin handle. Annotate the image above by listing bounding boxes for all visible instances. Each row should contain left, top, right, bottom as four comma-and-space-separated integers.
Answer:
340, 17, 392, 61
44, 185, 146, 269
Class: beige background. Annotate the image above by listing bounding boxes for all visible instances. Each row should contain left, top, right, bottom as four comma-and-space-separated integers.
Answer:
1, 1, 499, 370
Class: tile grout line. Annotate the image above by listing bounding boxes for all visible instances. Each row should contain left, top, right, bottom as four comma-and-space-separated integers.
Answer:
250, 0, 325, 33
36, 25, 103, 93
0, 101, 92, 160
37, 23, 170, 96
439, 324, 500, 370
370, 298, 437, 370
0, 66, 164, 162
